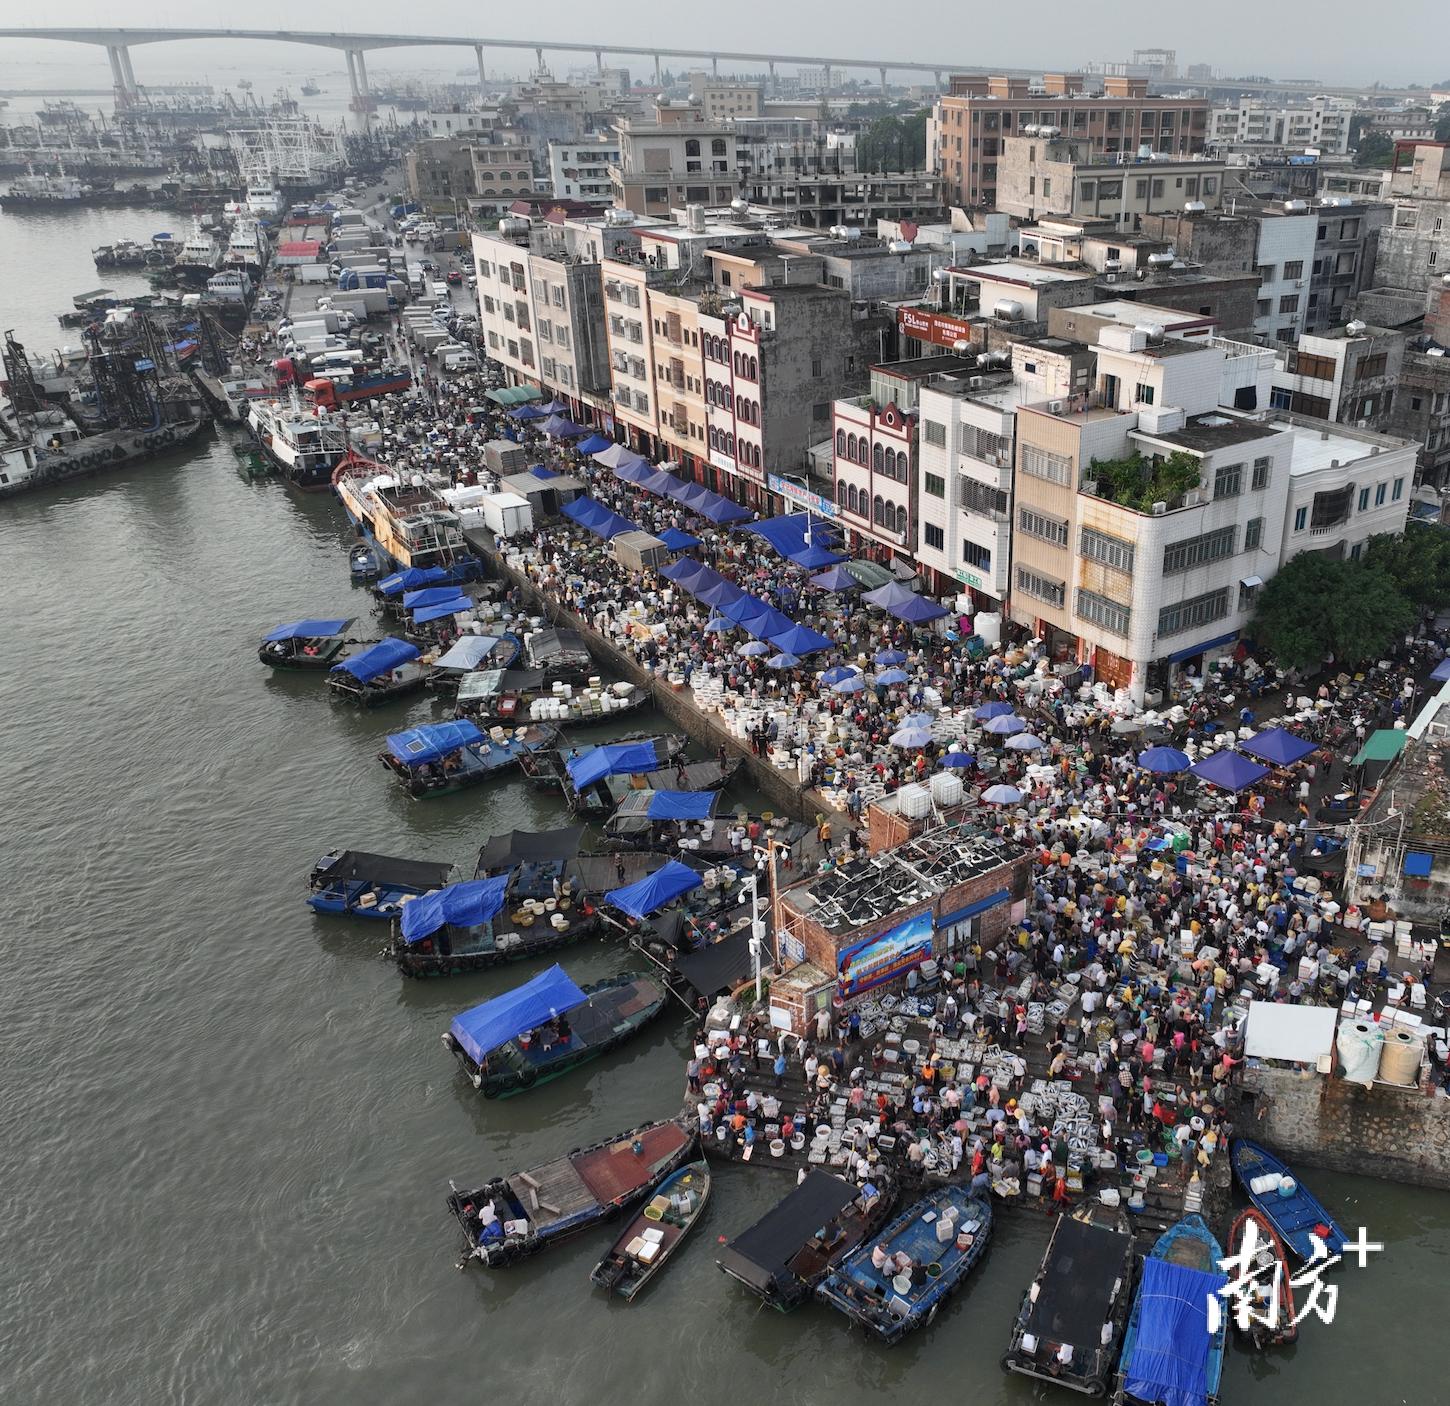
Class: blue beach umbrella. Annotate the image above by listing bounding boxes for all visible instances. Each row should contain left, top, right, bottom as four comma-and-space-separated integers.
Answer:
903, 712, 935, 730
974, 701, 1015, 721
983, 713, 1025, 736
702, 616, 732, 633
1007, 733, 1046, 751
982, 784, 1024, 805
874, 649, 907, 666
833, 675, 866, 694
1138, 745, 1192, 774
939, 751, 975, 769
737, 641, 770, 656
767, 652, 802, 670
890, 727, 934, 748
875, 668, 909, 685
820, 665, 859, 686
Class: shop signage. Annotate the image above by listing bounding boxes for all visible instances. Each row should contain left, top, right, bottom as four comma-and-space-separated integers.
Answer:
767, 473, 839, 518
898, 306, 975, 349
836, 909, 934, 998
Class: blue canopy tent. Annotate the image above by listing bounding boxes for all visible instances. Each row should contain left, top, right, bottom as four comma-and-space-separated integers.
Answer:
661, 476, 699, 503
659, 558, 703, 583
604, 859, 703, 920
508, 404, 547, 421
1239, 726, 1318, 768
810, 565, 860, 592
1432, 658, 1450, 683
747, 513, 842, 561
740, 603, 795, 639
646, 791, 719, 820
539, 414, 586, 438
697, 578, 747, 609
561, 495, 637, 541
638, 468, 683, 496
263, 617, 350, 642
863, 582, 949, 623
770, 622, 834, 657
386, 719, 484, 765
574, 432, 613, 456
1190, 750, 1270, 792
403, 585, 467, 608
612, 455, 656, 484
692, 490, 753, 525
658, 527, 701, 552
590, 442, 638, 469
1138, 745, 1193, 774
331, 637, 420, 682
565, 741, 664, 790
788, 543, 847, 570
448, 964, 589, 1064
411, 595, 473, 624
722, 593, 770, 623
674, 481, 713, 511
400, 874, 510, 944
665, 560, 719, 595
1121, 1257, 1227, 1406
377, 566, 450, 596
536, 399, 568, 414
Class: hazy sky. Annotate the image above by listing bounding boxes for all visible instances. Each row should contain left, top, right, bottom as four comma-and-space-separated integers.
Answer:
3, 1, 1448, 87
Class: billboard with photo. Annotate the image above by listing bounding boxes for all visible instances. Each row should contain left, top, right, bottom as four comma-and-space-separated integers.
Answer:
836, 909, 934, 999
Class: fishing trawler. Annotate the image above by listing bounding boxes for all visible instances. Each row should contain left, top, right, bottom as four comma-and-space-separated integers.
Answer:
246, 397, 362, 491
332, 450, 473, 572
173, 219, 223, 285
223, 219, 268, 278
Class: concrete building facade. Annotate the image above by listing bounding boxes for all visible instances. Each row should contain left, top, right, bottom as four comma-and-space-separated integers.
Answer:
1207, 96, 1355, 156
547, 137, 621, 201
610, 103, 743, 216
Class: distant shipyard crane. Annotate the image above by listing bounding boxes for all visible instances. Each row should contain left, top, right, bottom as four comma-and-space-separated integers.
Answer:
228, 117, 345, 189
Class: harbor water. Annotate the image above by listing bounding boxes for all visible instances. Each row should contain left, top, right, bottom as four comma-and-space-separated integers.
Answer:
4, 199, 1450, 1406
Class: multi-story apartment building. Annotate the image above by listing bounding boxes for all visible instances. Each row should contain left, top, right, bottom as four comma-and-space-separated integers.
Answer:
694, 82, 764, 123
1269, 324, 1405, 429
468, 135, 539, 217
932, 74, 1209, 208
1373, 142, 1450, 297
547, 136, 621, 201
1305, 198, 1390, 332
1389, 281, 1450, 489
610, 103, 743, 216
994, 136, 1225, 226
1207, 97, 1355, 156
404, 139, 477, 211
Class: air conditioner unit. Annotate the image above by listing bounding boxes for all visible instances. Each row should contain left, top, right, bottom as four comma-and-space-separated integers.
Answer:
1105, 272, 1118, 284
1151, 500, 1168, 515
1049, 399, 1064, 413
1082, 479, 1099, 495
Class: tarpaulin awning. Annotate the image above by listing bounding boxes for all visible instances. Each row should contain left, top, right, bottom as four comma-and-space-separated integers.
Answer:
508, 404, 547, 422
1121, 1257, 1226, 1406
313, 850, 453, 891
1243, 1000, 1337, 1063
769, 623, 834, 657
386, 719, 484, 765
1352, 729, 1408, 766
1166, 630, 1238, 665
591, 442, 638, 468
646, 790, 719, 820
574, 433, 612, 456
863, 582, 949, 623
810, 565, 860, 591
1190, 750, 1269, 792
447, 963, 588, 1063
845, 560, 895, 590
667, 560, 719, 595
403, 585, 467, 608
692, 489, 753, 525
566, 740, 663, 790
1022, 1216, 1133, 1347
658, 558, 703, 584
476, 826, 585, 874
485, 385, 542, 407
674, 927, 752, 996
264, 617, 350, 641
401, 874, 511, 944
1405, 851, 1434, 877
331, 636, 420, 682
434, 635, 501, 671
604, 859, 703, 919
411, 595, 473, 624
377, 566, 448, 595
1239, 726, 1317, 768
747, 513, 840, 561
658, 527, 701, 552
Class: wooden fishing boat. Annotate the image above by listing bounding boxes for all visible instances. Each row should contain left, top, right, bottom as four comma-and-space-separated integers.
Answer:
521, 625, 594, 681
258, 616, 352, 670
447, 1118, 696, 1268
1231, 1138, 1346, 1262
306, 849, 453, 920
1002, 1205, 1135, 1394
718, 1170, 897, 1312
1114, 1215, 1226, 1406
455, 669, 648, 728
443, 968, 669, 1099
425, 632, 521, 694
326, 636, 429, 706
379, 720, 562, 799
520, 732, 686, 791
816, 1185, 992, 1344
392, 890, 600, 976
349, 543, 385, 580
602, 789, 811, 859
1225, 1207, 1298, 1348
589, 1160, 711, 1300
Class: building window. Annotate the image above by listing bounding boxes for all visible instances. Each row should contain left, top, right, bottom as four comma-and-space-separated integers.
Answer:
1213, 462, 1243, 500
1162, 525, 1237, 574
1392, 477, 1404, 500
1075, 588, 1131, 636
924, 472, 945, 499
1251, 456, 1271, 491
923, 419, 946, 447
1015, 566, 1065, 608
1017, 506, 1069, 547
1293, 351, 1337, 380
1134, 382, 1155, 406
923, 523, 944, 550
1357, 486, 1370, 512
962, 540, 991, 572
1020, 443, 1072, 485
1283, 260, 1304, 279
1356, 353, 1388, 381
1374, 482, 1386, 505
1278, 294, 1300, 315
1157, 586, 1230, 638
959, 476, 1008, 518
1079, 526, 1135, 574
1244, 517, 1264, 551
1294, 506, 1308, 531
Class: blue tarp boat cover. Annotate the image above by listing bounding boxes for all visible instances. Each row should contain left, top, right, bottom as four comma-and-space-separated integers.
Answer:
332, 636, 420, 682
1190, 750, 1270, 792
1122, 1257, 1227, 1406
411, 595, 473, 624
434, 635, 501, 671
566, 740, 662, 790
403, 585, 467, 608
1239, 726, 1318, 768
770, 622, 834, 656
400, 874, 510, 944
658, 527, 701, 551
448, 963, 589, 1064
646, 790, 719, 820
264, 617, 349, 641
604, 859, 703, 919
387, 719, 485, 765
377, 566, 449, 595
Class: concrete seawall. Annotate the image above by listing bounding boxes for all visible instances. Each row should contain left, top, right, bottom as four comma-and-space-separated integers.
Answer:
466, 530, 821, 823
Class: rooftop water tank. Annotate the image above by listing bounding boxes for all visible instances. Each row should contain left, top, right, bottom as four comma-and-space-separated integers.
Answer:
897, 784, 932, 820
993, 298, 1025, 321
929, 771, 964, 808
888, 240, 913, 254
497, 217, 530, 236
1283, 199, 1309, 212
1345, 319, 1368, 337
1183, 200, 1207, 213
686, 203, 707, 233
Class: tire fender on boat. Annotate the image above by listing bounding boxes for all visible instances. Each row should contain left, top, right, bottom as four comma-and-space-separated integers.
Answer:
132, 436, 145, 451
159, 427, 175, 445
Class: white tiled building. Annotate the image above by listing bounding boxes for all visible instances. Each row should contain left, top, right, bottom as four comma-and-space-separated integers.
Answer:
1251, 209, 1318, 345
547, 137, 622, 201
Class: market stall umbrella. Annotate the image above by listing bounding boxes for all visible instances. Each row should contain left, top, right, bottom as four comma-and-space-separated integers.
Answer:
983, 713, 1026, 736
1189, 750, 1271, 792
1138, 745, 1192, 774
1240, 726, 1318, 768
810, 565, 860, 592
702, 616, 732, 633
982, 784, 1023, 804
939, 751, 975, 768
1007, 733, 1046, 751
737, 640, 770, 657
876, 668, 909, 685
767, 652, 802, 670
874, 649, 907, 666
974, 701, 1015, 721
820, 665, 859, 686
832, 674, 866, 694
890, 727, 934, 748
902, 712, 935, 730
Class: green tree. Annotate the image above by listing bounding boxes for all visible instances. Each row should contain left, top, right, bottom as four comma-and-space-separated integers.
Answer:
1251, 553, 1413, 672
1363, 528, 1450, 608
1353, 132, 1395, 168
1436, 106, 1450, 144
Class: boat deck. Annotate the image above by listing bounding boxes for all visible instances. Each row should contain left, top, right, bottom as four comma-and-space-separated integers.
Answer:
514, 979, 658, 1065
508, 1158, 597, 1229
574, 1123, 693, 1204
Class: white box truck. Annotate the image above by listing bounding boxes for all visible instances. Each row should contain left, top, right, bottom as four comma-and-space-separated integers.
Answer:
481, 492, 533, 539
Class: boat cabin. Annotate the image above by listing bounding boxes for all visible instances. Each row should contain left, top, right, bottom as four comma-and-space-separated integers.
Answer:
258, 616, 351, 670
306, 849, 453, 920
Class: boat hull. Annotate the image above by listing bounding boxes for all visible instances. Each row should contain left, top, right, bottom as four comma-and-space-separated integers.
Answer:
395, 918, 599, 977
590, 1161, 711, 1301
0, 418, 210, 499
1231, 1138, 1346, 1262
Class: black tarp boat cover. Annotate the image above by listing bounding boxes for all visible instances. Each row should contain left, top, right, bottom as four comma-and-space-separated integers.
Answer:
476, 826, 586, 873
315, 850, 453, 891
1024, 1215, 1131, 1345
718, 1172, 860, 1294
527, 628, 591, 668
674, 927, 753, 996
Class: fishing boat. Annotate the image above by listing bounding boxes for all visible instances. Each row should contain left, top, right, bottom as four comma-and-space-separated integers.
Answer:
390, 862, 603, 977
443, 965, 668, 1099
372, 561, 486, 606
602, 789, 809, 859
1231, 1139, 1346, 1262
327, 636, 429, 706
1002, 1205, 1136, 1394
426, 635, 521, 695
1225, 1208, 1298, 1348
174, 218, 223, 284
258, 616, 352, 670
1114, 1215, 1227, 1406
306, 849, 453, 920
590, 1161, 711, 1300
718, 1171, 896, 1312
455, 669, 646, 728
246, 397, 358, 491
447, 1118, 696, 1268
349, 543, 385, 580
816, 1185, 992, 1344
521, 626, 594, 682
379, 720, 562, 799
333, 451, 472, 571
